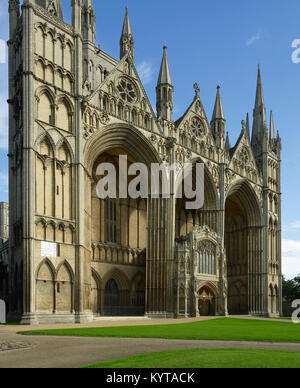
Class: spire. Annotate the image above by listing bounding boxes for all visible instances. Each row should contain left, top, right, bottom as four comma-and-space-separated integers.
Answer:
251, 65, 267, 151
270, 110, 275, 141
156, 46, 173, 121
82, 0, 96, 43
211, 85, 226, 148
225, 132, 231, 152
212, 85, 225, 121
122, 7, 132, 36
246, 112, 250, 138
157, 46, 172, 86
120, 7, 134, 60
255, 64, 265, 108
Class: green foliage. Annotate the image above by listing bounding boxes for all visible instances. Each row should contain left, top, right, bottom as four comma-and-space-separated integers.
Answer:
282, 275, 300, 302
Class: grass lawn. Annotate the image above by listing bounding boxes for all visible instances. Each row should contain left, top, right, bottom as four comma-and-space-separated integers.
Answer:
19, 318, 300, 343
81, 348, 300, 369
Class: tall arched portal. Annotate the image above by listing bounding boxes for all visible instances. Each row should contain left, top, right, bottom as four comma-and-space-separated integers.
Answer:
225, 181, 263, 315
90, 148, 147, 316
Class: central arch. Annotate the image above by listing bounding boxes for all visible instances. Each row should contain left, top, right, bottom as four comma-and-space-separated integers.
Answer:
225, 180, 263, 315
85, 124, 162, 317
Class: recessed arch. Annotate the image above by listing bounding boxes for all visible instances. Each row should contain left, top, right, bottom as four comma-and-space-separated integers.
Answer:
225, 179, 263, 314
102, 268, 130, 292
84, 123, 162, 176
226, 179, 262, 227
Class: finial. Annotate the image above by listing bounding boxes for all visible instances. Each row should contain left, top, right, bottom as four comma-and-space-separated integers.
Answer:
194, 83, 200, 97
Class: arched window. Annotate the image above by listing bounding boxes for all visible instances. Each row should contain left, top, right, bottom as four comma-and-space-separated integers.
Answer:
131, 110, 136, 124
38, 92, 54, 125
103, 96, 108, 112
56, 100, 71, 132
197, 240, 216, 275
117, 103, 123, 119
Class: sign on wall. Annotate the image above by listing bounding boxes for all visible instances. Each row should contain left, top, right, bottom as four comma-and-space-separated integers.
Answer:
41, 242, 57, 258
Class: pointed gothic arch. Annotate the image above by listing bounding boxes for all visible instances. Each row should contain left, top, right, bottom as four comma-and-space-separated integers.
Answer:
198, 283, 218, 316
36, 259, 56, 313
225, 179, 263, 315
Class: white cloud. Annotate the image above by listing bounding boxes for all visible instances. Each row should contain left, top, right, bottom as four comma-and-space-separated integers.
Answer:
137, 61, 155, 85
282, 239, 300, 279
290, 221, 300, 229
246, 29, 262, 47
283, 220, 300, 233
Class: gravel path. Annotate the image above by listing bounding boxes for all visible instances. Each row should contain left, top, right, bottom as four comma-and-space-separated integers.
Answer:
0, 317, 299, 368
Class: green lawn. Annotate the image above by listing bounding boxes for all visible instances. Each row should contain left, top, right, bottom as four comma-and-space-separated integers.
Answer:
19, 318, 300, 343
82, 348, 300, 369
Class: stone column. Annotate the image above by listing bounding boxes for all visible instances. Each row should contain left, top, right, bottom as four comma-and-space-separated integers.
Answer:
73, 13, 92, 323
20, 1, 38, 324
145, 137, 176, 318
218, 164, 227, 315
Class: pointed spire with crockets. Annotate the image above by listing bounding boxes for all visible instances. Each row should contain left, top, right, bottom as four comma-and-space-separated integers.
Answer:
211, 85, 226, 148
225, 132, 231, 152
212, 85, 225, 121
269, 110, 275, 141
251, 65, 268, 152
246, 112, 250, 138
120, 7, 134, 60
156, 46, 173, 121
157, 46, 172, 87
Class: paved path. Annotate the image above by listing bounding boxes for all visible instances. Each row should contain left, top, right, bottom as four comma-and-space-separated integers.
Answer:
0, 317, 299, 368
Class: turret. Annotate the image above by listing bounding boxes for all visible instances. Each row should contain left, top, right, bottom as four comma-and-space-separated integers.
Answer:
82, 0, 95, 44
211, 85, 226, 148
120, 7, 134, 60
246, 112, 250, 139
72, 0, 82, 32
9, 0, 20, 39
225, 132, 231, 153
156, 46, 173, 121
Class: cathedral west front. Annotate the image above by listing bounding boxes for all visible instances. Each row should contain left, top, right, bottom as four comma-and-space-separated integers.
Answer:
7, 0, 282, 324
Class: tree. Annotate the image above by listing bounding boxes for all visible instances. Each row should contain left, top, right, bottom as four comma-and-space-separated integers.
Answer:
282, 275, 300, 302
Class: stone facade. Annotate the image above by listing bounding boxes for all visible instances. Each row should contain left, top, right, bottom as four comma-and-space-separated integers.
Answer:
0, 203, 9, 305
7, 0, 282, 324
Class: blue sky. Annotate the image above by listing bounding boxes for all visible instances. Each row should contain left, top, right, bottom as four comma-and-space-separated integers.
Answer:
0, 0, 300, 277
